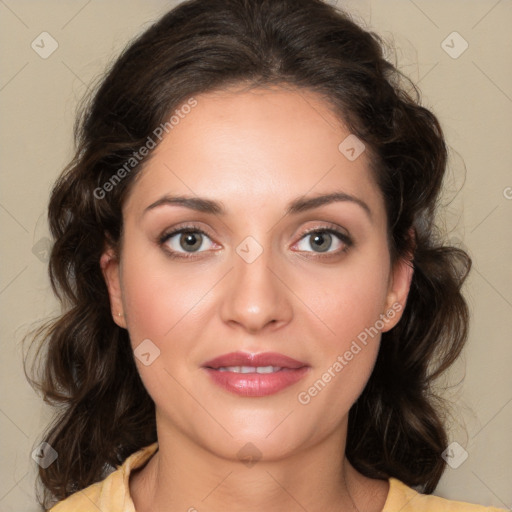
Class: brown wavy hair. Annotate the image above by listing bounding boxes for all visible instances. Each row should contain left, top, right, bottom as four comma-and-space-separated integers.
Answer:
24, 0, 471, 508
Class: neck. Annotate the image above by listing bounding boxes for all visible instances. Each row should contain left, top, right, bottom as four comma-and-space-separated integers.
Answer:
130, 415, 388, 512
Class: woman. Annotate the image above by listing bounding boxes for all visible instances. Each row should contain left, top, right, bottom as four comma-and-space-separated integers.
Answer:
25, 0, 506, 510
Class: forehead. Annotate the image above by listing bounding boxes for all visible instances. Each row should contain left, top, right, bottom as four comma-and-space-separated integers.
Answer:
123, 85, 383, 220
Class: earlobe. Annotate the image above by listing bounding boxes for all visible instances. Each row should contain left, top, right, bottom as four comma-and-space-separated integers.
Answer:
100, 248, 126, 329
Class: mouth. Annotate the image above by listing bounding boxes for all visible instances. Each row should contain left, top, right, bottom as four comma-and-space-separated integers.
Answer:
216, 365, 284, 373
202, 351, 310, 397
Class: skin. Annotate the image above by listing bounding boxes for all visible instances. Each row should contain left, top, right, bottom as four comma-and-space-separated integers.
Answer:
101, 85, 413, 512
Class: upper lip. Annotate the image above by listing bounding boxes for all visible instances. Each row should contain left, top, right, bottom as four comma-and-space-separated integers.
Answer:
202, 351, 308, 369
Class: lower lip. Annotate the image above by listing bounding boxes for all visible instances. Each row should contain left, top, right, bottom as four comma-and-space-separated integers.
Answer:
203, 367, 310, 397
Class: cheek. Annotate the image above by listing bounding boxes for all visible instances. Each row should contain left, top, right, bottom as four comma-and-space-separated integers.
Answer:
296, 247, 391, 352
119, 247, 212, 408
120, 248, 214, 344
293, 247, 391, 412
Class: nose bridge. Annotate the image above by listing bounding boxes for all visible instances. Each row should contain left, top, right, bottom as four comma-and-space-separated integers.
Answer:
220, 234, 292, 332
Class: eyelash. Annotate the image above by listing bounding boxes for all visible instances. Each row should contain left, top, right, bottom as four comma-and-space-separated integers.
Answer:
158, 223, 353, 260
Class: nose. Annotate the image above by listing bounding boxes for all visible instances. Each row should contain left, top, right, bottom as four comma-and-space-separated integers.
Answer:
219, 240, 293, 334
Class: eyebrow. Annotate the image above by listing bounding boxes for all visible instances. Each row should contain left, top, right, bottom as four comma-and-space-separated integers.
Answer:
143, 191, 372, 219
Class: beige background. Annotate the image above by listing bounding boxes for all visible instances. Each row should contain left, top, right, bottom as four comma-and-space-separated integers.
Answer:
0, 0, 511, 510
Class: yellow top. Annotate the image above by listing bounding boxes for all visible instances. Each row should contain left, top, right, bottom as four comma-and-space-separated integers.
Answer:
48, 443, 506, 511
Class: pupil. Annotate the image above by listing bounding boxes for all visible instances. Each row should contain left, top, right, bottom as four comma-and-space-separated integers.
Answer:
312, 232, 331, 252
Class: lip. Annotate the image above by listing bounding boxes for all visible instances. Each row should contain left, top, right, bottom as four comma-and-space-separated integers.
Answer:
202, 351, 310, 397
203, 351, 307, 369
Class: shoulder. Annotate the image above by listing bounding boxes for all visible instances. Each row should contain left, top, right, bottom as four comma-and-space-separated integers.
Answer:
383, 477, 507, 512
47, 443, 159, 512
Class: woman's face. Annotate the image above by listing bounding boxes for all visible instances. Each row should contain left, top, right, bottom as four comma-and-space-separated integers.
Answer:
101, 85, 412, 461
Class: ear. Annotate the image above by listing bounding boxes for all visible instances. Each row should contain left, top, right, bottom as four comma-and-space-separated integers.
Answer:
381, 233, 415, 333
100, 246, 127, 329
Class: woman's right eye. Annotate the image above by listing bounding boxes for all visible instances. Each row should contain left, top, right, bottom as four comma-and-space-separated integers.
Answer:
159, 226, 216, 259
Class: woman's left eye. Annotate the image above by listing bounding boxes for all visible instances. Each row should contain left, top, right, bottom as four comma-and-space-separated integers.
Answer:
295, 228, 352, 255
